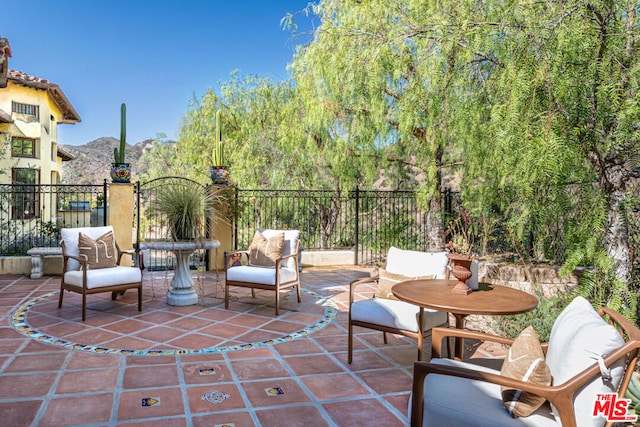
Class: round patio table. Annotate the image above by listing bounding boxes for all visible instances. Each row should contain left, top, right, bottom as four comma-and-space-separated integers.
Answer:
392, 279, 538, 359
140, 240, 220, 306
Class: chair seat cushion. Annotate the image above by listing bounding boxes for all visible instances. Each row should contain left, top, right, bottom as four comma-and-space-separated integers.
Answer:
64, 266, 142, 289
418, 359, 558, 427
226, 265, 297, 286
350, 298, 447, 332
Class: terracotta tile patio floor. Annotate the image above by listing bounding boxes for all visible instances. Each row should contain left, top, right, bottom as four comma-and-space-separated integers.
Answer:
0, 267, 504, 427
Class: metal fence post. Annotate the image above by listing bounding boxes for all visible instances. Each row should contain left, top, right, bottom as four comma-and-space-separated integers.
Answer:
354, 186, 359, 265
102, 179, 108, 226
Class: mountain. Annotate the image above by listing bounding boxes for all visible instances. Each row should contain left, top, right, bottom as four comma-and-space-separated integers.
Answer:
60, 137, 151, 184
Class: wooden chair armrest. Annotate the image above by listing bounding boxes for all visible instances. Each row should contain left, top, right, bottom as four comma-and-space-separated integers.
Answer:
62, 253, 88, 269
431, 327, 516, 358
349, 274, 379, 306
411, 361, 566, 427
117, 248, 135, 262
412, 339, 640, 427
117, 249, 144, 269
63, 253, 85, 263
275, 251, 300, 272
278, 251, 298, 260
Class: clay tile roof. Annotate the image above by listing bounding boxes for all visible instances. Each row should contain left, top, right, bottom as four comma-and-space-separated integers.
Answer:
7, 70, 81, 124
0, 107, 12, 123
56, 145, 75, 161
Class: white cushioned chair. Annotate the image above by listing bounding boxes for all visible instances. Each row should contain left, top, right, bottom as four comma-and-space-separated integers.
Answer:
411, 296, 640, 427
225, 229, 301, 316
59, 226, 143, 321
348, 246, 451, 363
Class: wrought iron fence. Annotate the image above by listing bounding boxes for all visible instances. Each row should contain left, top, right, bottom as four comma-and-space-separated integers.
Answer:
232, 188, 461, 266
1, 179, 637, 284
0, 182, 107, 255
135, 177, 211, 271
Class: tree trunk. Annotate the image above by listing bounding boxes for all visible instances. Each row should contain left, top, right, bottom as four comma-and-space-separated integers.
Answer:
426, 144, 446, 251
604, 188, 630, 283
595, 154, 631, 283
426, 197, 445, 251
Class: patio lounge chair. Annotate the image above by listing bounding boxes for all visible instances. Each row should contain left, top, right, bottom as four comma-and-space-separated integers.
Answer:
59, 226, 143, 321
411, 296, 640, 427
348, 246, 451, 363
224, 229, 301, 316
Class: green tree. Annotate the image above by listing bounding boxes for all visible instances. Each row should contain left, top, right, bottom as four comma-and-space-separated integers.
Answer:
177, 73, 368, 248
289, 0, 462, 250
178, 73, 297, 186
290, 0, 640, 285
137, 135, 183, 183
451, 0, 640, 284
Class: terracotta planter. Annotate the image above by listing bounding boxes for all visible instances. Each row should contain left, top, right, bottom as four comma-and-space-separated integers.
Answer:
447, 253, 476, 295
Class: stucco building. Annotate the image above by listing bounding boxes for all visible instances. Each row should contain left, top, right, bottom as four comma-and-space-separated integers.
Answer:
0, 38, 80, 221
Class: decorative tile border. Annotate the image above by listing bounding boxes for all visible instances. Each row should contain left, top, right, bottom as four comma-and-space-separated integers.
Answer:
11, 289, 338, 356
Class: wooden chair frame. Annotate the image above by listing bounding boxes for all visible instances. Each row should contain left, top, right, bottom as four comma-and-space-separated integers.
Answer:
411, 307, 640, 427
59, 241, 143, 321
348, 259, 452, 364
224, 239, 301, 316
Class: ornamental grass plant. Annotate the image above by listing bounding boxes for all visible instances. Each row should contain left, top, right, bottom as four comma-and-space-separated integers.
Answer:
156, 183, 226, 241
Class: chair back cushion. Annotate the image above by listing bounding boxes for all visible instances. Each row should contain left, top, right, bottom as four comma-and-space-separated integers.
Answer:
385, 247, 449, 279
248, 230, 284, 267
61, 226, 115, 271
257, 229, 300, 269
78, 231, 117, 269
375, 268, 434, 300
545, 296, 626, 427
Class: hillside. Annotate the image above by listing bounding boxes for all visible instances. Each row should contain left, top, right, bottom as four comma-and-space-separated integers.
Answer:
60, 137, 150, 184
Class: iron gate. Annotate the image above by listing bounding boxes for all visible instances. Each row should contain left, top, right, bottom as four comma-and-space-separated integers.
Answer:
135, 177, 211, 271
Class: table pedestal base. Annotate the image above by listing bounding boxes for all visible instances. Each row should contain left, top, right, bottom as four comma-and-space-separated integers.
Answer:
167, 249, 198, 306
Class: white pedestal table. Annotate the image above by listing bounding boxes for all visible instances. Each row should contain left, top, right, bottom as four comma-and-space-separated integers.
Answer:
139, 240, 220, 306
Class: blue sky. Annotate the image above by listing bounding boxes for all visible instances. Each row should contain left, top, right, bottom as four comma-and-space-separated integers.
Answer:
2, 1, 316, 145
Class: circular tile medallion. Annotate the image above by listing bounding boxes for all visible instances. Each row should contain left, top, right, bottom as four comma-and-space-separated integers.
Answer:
11, 289, 337, 356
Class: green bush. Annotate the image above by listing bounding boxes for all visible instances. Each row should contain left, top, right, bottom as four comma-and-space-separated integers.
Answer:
492, 293, 570, 342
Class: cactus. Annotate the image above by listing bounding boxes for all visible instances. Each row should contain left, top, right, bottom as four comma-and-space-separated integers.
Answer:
211, 108, 224, 165
114, 103, 127, 163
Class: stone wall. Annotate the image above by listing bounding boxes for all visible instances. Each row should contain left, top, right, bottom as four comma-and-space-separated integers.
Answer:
466, 261, 579, 333
479, 261, 578, 297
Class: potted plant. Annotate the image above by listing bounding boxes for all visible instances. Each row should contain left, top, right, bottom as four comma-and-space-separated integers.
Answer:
210, 108, 231, 186
156, 182, 226, 241
445, 211, 478, 294
110, 103, 132, 183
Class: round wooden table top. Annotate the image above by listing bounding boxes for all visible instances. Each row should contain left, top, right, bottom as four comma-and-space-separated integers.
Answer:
391, 279, 538, 317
